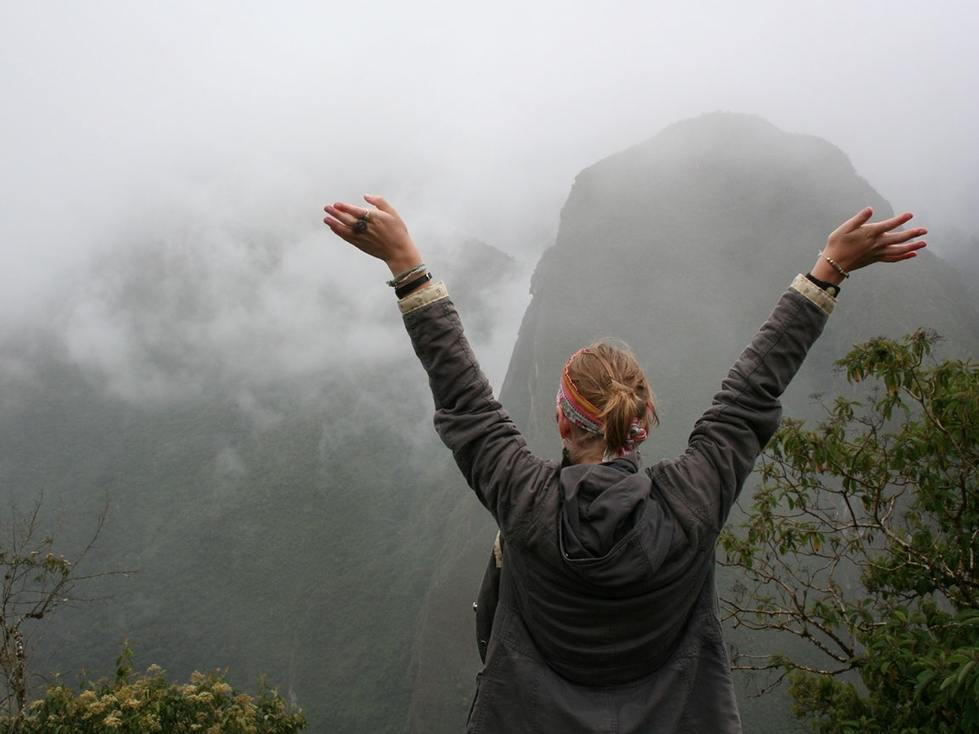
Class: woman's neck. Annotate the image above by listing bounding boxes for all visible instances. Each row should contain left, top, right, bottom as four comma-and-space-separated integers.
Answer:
565, 442, 606, 465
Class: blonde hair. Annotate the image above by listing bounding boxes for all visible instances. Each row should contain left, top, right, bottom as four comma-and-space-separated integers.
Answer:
565, 340, 658, 453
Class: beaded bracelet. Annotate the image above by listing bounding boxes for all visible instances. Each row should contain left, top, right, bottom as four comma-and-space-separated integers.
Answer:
820, 252, 849, 279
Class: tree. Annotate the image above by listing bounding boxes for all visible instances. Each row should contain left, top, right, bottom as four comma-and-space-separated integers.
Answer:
719, 330, 978, 733
0, 501, 120, 721
0, 506, 307, 732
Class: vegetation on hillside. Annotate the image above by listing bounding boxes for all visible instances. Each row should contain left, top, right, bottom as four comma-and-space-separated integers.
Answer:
721, 330, 978, 732
0, 644, 306, 733
0, 508, 305, 733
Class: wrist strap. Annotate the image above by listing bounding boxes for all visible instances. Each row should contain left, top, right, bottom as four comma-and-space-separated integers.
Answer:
805, 272, 841, 294
395, 272, 433, 299
806, 273, 840, 293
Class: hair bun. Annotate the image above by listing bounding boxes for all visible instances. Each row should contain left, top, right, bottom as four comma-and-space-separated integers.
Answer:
609, 379, 632, 394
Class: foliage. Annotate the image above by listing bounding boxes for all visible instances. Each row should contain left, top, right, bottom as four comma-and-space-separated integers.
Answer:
0, 642, 306, 733
719, 330, 979, 732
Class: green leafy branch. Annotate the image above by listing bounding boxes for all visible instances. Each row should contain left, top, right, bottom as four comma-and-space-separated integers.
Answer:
719, 330, 979, 731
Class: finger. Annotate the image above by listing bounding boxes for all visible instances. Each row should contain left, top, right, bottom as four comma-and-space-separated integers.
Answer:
324, 214, 355, 240
836, 207, 874, 234
880, 227, 928, 246
332, 202, 372, 221
869, 211, 914, 235
880, 241, 927, 261
325, 204, 360, 227
334, 201, 374, 220
364, 194, 396, 215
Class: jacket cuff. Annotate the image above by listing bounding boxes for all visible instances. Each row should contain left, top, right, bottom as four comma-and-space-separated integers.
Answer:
398, 280, 449, 314
790, 273, 836, 315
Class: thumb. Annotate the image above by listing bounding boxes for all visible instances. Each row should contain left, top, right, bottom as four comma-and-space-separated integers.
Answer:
364, 194, 396, 215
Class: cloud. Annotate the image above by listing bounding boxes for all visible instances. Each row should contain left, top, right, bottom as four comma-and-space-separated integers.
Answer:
1, 0, 976, 378
57, 206, 406, 402
44, 168, 530, 406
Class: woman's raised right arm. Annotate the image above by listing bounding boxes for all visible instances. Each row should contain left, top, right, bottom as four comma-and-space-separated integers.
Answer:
651, 277, 832, 533
649, 208, 927, 535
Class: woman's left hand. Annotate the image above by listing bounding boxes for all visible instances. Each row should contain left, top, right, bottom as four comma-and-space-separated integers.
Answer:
324, 195, 423, 276
812, 208, 927, 284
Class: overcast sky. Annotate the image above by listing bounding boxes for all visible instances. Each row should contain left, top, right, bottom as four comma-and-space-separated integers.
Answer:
2, 0, 977, 333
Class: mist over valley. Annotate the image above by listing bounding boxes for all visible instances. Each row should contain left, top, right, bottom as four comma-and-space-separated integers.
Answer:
2, 3, 977, 732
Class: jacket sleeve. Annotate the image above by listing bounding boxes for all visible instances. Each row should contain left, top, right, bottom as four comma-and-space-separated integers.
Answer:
649, 275, 834, 535
401, 283, 552, 531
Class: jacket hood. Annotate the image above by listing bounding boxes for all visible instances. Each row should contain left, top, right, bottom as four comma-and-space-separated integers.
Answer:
559, 453, 674, 586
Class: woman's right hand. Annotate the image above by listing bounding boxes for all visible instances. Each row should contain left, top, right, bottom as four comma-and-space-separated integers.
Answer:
812, 208, 928, 284
323, 195, 423, 277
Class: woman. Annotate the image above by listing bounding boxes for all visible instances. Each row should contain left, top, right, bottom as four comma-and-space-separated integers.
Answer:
323, 196, 926, 733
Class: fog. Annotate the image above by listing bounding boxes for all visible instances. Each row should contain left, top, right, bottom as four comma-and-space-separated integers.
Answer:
3, 1, 978, 335
1, 1, 978, 730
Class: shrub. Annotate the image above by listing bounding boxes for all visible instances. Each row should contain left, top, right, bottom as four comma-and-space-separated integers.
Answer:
0, 644, 306, 734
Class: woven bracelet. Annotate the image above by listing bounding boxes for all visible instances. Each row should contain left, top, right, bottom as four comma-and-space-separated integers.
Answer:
386, 263, 427, 287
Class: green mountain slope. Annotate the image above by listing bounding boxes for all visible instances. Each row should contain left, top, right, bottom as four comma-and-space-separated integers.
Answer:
0, 236, 517, 734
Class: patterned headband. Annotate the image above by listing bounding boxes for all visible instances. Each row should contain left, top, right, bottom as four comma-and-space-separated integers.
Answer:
556, 350, 604, 435
556, 348, 651, 456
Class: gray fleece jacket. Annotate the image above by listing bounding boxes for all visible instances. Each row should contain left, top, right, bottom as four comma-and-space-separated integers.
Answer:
401, 275, 833, 733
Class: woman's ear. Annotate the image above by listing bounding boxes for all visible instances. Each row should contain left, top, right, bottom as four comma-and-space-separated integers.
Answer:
557, 410, 574, 440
